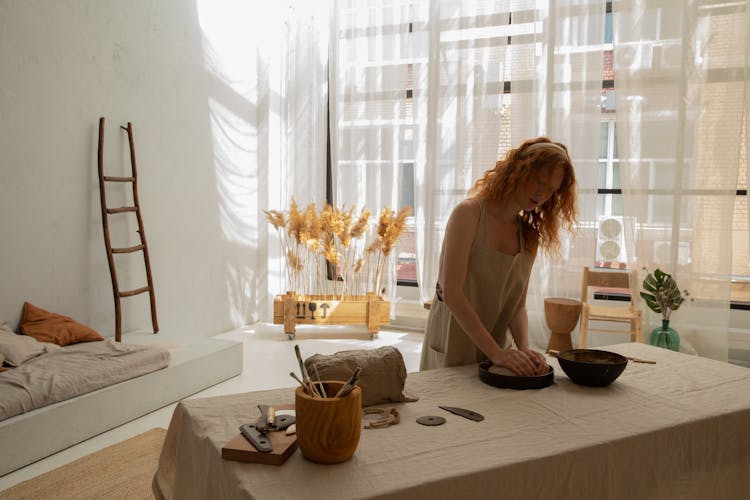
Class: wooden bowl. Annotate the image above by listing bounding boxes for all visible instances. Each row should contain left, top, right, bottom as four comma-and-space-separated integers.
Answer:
556, 349, 628, 387
294, 381, 362, 464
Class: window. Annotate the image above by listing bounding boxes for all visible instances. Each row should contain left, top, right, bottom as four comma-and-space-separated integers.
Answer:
328, 0, 749, 307
598, 1, 749, 306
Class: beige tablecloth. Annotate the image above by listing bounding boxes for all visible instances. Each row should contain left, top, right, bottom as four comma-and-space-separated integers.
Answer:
153, 343, 750, 500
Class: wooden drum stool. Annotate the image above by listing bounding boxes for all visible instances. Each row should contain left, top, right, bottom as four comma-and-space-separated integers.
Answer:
544, 298, 582, 353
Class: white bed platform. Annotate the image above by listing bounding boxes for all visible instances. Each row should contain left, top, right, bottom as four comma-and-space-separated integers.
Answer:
0, 332, 242, 476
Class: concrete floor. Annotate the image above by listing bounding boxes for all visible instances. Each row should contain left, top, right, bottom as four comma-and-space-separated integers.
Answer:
0, 323, 424, 492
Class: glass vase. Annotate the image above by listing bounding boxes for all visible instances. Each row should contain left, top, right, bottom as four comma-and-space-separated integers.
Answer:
649, 319, 679, 352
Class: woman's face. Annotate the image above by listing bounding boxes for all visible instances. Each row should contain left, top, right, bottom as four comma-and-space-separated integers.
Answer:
516, 164, 565, 212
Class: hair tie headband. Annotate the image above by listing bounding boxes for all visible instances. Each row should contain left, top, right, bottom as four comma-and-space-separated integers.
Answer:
521, 142, 569, 160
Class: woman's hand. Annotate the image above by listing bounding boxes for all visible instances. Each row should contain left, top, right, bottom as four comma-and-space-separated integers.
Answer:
522, 349, 549, 375
490, 349, 543, 377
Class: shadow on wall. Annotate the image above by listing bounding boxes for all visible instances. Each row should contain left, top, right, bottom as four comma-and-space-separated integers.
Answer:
0, 1, 267, 338
197, 0, 264, 328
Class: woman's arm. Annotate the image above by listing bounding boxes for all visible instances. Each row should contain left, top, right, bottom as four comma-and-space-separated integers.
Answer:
439, 200, 539, 375
508, 302, 530, 350
508, 283, 549, 375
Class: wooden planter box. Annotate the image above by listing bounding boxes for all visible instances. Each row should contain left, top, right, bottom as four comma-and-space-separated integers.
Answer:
273, 292, 390, 340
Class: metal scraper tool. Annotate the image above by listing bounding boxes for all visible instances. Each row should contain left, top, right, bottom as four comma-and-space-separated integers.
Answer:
438, 405, 485, 422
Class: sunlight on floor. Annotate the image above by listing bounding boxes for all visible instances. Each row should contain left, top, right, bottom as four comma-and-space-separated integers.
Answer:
207, 323, 423, 399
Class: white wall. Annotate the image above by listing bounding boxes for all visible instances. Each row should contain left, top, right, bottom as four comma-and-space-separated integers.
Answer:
0, 0, 262, 338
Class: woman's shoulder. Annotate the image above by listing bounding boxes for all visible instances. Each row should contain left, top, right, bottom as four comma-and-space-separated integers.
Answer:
445, 199, 482, 237
452, 198, 481, 219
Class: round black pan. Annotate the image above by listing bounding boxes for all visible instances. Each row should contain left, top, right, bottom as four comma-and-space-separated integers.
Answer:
478, 361, 555, 390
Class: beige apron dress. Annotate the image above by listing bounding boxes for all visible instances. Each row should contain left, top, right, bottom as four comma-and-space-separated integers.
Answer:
420, 199, 535, 370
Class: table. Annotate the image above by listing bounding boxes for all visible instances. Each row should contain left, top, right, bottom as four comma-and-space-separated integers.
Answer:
153, 343, 750, 500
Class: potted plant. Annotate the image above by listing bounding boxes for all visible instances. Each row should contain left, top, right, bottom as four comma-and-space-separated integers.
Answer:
640, 268, 690, 351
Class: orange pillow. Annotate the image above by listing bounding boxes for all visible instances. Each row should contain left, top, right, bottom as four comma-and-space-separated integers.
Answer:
20, 302, 104, 346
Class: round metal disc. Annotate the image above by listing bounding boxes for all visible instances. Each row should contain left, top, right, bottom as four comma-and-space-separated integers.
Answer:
417, 415, 446, 426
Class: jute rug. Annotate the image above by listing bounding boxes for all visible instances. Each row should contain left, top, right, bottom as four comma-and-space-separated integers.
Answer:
0, 427, 166, 500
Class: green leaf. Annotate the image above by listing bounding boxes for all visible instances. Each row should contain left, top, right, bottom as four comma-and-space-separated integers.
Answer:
654, 268, 667, 282
671, 295, 684, 310
641, 268, 689, 317
640, 293, 661, 313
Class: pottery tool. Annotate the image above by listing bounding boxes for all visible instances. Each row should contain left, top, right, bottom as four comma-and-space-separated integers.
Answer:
334, 367, 362, 397
624, 356, 656, 364
239, 423, 272, 453
256, 404, 295, 434
289, 371, 316, 397
289, 372, 306, 388
416, 416, 446, 426
548, 349, 655, 364
223, 404, 297, 465
254, 405, 270, 435
290, 370, 318, 398
294, 344, 321, 397
438, 406, 485, 422
312, 364, 327, 397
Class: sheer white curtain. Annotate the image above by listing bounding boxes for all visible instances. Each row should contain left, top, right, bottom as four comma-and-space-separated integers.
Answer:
614, 1, 749, 360
507, 0, 606, 349
412, 0, 510, 307
410, 0, 605, 350
258, 2, 329, 319
329, 0, 417, 306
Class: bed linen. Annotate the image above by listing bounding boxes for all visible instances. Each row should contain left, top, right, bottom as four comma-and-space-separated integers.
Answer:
0, 339, 169, 421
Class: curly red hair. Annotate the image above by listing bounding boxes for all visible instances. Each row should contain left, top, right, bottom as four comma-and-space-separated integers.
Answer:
468, 137, 578, 254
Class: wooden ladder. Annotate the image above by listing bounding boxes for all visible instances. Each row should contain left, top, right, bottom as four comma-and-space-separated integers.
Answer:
97, 117, 159, 342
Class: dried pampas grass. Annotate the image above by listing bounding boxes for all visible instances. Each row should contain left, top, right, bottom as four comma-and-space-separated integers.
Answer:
265, 199, 411, 300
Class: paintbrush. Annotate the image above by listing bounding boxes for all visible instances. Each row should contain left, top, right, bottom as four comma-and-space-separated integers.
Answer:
335, 367, 362, 398
294, 344, 321, 397
290, 370, 318, 397
289, 371, 306, 388
312, 364, 328, 397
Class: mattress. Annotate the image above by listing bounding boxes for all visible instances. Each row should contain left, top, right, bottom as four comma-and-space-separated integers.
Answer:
0, 339, 170, 421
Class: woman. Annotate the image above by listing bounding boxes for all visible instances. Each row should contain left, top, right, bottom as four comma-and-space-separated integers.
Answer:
420, 137, 578, 375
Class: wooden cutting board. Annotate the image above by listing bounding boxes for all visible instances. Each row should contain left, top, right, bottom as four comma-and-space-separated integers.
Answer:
222, 430, 297, 466
222, 404, 297, 466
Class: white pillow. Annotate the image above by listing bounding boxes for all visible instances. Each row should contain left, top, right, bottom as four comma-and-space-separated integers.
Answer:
0, 322, 61, 366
